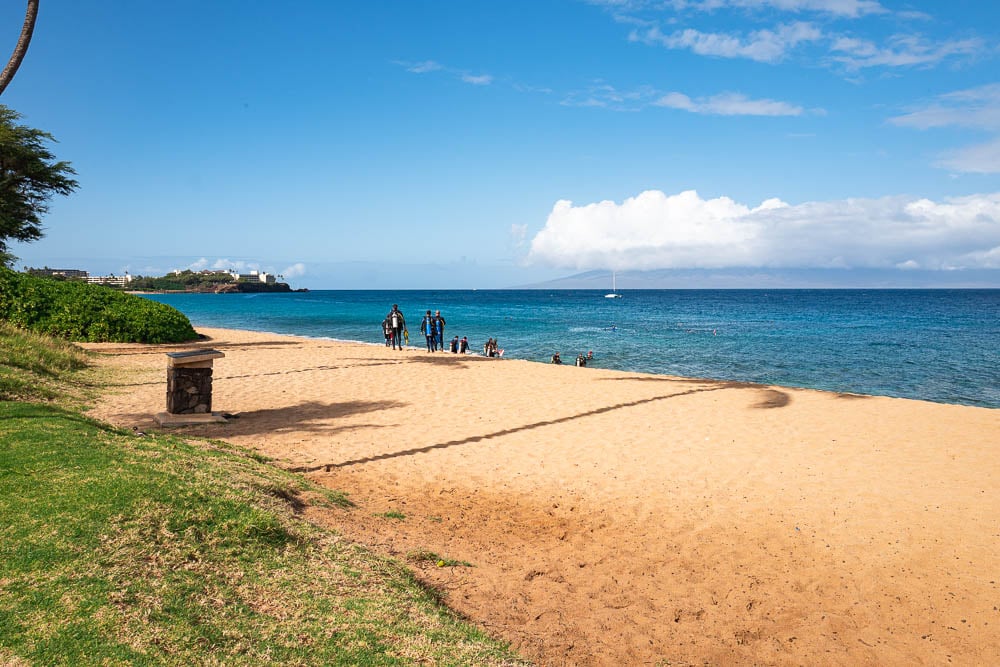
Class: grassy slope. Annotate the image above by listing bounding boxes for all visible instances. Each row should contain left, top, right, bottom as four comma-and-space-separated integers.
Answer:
0, 326, 527, 666
0, 322, 92, 402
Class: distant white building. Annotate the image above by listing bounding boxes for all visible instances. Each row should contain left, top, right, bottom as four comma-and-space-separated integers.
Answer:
228, 270, 276, 285
86, 272, 132, 287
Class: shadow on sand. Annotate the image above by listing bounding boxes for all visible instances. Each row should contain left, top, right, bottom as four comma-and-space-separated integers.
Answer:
289, 378, 792, 473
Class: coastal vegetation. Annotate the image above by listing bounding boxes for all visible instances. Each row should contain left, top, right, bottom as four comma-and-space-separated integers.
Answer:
128, 269, 238, 292
127, 269, 294, 293
0, 320, 525, 665
0, 267, 197, 343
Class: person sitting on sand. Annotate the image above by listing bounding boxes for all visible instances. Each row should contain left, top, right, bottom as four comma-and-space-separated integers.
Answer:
551, 352, 562, 364
386, 304, 406, 350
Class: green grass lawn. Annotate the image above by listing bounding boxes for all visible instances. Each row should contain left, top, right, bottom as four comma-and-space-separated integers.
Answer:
0, 325, 527, 666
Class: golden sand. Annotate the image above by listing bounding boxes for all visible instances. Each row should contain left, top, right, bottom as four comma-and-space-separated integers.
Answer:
83, 327, 1000, 666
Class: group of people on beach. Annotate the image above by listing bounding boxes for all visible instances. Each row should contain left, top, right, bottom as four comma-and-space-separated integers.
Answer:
551, 350, 593, 367
385, 304, 592, 365
380, 305, 475, 355
484, 338, 502, 357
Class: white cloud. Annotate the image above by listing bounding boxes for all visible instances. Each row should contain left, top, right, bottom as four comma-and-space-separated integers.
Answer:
613, 2, 979, 73
461, 73, 493, 85
890, 84, 1000, 174
561, 83, 807, 115
402, 60, 442, 74
395, 59, 496, 88
526, 189, 1000, 271
961, 245, 1000, 269
510, 224, 528, 247
890, 84, 1000, 131
663, 0, 885, 17
209, 258, 257, 272
281, 262, 307, 278
629, 21, 823, 63
830, 34, 982, 69
654, 91, 804, 116
633, 24, 979, 69
174, 257, 251, 273
181, 258, 304, 277
561, 82, 654, 110
630, 21, 822, 62
937, 137, 1000, 175
173, 258, 275, 274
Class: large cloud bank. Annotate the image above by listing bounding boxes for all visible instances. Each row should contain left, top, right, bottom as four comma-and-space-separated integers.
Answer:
526, 190, 1000, 271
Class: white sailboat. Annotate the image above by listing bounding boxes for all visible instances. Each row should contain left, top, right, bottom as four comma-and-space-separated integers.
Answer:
605, 271, 622, 298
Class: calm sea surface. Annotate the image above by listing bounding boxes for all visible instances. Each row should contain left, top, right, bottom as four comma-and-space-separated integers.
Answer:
142, 290, 1000, 409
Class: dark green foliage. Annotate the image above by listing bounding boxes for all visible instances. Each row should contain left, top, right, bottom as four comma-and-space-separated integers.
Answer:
0, 105, 78, 263
0, 267, 197, 343
129, 269, 236, 291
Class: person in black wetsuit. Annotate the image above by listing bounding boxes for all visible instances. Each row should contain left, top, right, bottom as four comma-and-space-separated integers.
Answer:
434, 310, 446, 351
420, 310, 436, 352
386, 304, 406, 350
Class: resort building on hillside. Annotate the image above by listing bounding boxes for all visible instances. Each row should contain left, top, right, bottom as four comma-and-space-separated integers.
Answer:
26, 268, 89, 279
228, 270, 276, 285
86, 273, 133, 287
26, 267, 133, 288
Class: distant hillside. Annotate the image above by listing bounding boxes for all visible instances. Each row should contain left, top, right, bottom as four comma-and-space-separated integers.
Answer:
129, 270, 294, 293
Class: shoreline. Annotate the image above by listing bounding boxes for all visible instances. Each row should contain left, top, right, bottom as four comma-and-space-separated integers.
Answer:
82, 326, 1000, 665
180, 323, 991, 408
136, 290, 1000, 410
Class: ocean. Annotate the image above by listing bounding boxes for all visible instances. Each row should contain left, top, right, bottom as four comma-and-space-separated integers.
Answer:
141, 289, 1000, 409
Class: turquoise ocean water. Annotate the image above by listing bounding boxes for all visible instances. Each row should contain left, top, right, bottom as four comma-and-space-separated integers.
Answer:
142, 290, 1000, 409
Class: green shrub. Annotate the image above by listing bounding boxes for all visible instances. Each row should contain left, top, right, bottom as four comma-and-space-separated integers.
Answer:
0, 268, 197, 343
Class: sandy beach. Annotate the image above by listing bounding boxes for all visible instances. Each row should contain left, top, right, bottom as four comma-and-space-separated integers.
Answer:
83, 327, 1000, 666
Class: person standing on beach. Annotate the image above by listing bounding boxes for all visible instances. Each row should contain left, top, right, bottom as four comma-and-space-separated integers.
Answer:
459, 336, 470, 354
449, 336, 459, 353
381, 317, 392, 347
434, 310, 446, 351
420, 310, 436, 352
386, 304, 406, 350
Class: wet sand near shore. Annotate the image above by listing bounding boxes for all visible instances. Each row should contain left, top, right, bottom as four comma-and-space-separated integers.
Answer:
83, 327, 1000, 666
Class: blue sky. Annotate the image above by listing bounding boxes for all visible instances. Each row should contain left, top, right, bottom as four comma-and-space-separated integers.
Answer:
3, 0, 999, 288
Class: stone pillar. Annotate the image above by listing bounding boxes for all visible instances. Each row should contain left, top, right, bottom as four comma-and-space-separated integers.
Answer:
155, 350, 227, 426
167, 366, 214, 414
